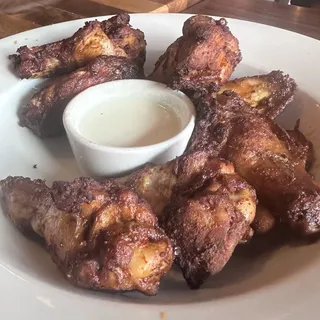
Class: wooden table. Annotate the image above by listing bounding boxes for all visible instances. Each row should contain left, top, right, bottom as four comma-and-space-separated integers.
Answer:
185, 0, 320, 40
0, 0, 319, 40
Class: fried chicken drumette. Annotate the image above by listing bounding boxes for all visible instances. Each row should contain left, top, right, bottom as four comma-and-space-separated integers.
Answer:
120, 152, 257, 288
0, 177, 173, 296
19, 55, 143, 138
10, 13, 146, 79
219, 70, 297, 118
187, 92, 320, 237
161, 159, 256, 288
148, 15, 241, 93
252, 121, 315, 235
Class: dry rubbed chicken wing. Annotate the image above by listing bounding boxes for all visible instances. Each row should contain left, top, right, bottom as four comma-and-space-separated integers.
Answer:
148, 15, 241, 93
187, 92, 320, 237
0, 177, 173, 296
252, 122, 314, 235
161, 160, 256, 288
219, 70, 297, 119
120, 152, 257, 288
10, 13, 146, 79
120, 151, 256, 224
19, 55, 143, 138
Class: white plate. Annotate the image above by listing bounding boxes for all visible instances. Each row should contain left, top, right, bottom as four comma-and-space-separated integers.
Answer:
0, 13, 320, 320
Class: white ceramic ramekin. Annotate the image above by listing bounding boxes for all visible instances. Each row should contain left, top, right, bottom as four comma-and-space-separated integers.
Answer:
63, 79, 195, 178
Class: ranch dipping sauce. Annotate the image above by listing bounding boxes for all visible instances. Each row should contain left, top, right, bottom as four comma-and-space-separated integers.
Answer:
78, 96, 183, 148
63, 79, 195, 177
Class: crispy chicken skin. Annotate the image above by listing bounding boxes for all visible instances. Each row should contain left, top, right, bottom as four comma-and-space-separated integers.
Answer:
250, 124, 313, 235
148, 15, 241, 93
219, 70, 297, 119
187, 92, 320, 237
161, 159, 255, 288
10, 13, 146, 79
120, 152, 256, 225
19, 55, 143, 138
286, 121, 315, 171
120, 152, 257, 288
0, 177, 173, 296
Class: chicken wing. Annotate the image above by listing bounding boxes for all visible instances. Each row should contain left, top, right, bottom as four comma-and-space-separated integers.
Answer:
10, 13, 146, 79
161, 160, 255, 288
187, 92, 320, 237
148, 15, 241, 93
120, 152, 257, 288
219, 70, 297, 119
19, 55, 143, 138
120, 151, 256, 224
0, 177, 173, 296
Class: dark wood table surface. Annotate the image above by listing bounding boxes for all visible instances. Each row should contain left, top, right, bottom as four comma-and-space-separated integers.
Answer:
186, 0, 320, 40
0, 0, 319, 40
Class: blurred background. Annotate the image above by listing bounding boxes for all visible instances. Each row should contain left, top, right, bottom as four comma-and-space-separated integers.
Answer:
0, 0, 319, 39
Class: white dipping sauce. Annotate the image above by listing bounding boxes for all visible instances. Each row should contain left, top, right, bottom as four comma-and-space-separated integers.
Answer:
78, 97, 183, 148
